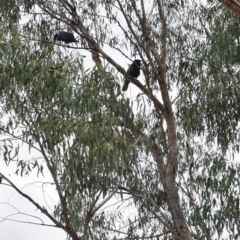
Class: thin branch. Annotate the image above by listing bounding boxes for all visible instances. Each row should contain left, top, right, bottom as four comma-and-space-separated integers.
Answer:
116, 0, 142, 47
0, 173, 65, 229
22, 119, 80, 240
0, 217, 57, 227
88, 190, 102, 215
91, 187, 119, 215
102, 41, 132, 62
114, 231, 172, 240
140, 0, 146, 20
0, 127, 41, 152
130, 0, 159, 92
119, 187, 172, 229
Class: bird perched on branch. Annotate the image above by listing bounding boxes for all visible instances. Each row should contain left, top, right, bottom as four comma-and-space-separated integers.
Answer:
54, 31, 79, 44
122, 59, 141, 91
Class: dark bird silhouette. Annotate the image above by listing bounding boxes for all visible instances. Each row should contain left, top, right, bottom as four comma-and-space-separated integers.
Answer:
122, 59, 141, 91
54, 31, 78, 44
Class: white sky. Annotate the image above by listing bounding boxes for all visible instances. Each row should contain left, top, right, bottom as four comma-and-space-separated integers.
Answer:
0, 11, 143, 239
1, 1, 238, 240
0, 161, 67, 240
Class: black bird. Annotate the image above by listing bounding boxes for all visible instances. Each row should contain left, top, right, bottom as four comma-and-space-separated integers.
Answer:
54, 31, 79, 44
122, 59, 141, 91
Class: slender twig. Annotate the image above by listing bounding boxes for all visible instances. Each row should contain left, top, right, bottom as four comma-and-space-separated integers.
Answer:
0, 218, 57, 227
91, 187, 118, 215
119, 186, 173, 231
0, 173, 65, 229
0, 127, 41, 152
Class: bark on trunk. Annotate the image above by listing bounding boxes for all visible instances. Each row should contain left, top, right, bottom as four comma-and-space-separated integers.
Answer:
219, 0, 240, 17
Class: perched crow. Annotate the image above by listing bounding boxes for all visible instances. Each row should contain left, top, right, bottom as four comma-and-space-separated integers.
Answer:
54, 31, 78, 44
122, 59, 141, 91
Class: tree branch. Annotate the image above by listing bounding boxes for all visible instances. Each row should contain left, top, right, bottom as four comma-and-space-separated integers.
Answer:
118, 186, 174, 232
0, 173, 65, 229
218, 0, 240, 17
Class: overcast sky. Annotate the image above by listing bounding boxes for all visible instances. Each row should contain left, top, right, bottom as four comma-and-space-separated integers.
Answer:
1, 2, 237, 239
0, 159, 67, 240
0, 14, 143, 238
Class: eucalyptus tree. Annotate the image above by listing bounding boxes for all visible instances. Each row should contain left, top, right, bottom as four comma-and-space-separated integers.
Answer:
0, 1, 239, 240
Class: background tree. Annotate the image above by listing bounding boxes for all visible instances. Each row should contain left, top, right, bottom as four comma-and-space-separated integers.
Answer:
0, 1, 239, 240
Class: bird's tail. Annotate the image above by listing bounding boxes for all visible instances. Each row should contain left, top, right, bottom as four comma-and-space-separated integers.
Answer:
122, 79, 130, 91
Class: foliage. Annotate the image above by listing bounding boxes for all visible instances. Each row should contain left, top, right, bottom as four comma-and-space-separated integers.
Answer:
0, 1, 239, 240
